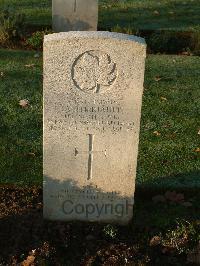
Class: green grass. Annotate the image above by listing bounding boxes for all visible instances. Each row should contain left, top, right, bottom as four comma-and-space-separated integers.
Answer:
0, 0, 199, 31
0, 0, 52, 27
0, 49, 42, 184
100, 0, 200, 31
0, 49, 199, 187
138, 54, 200, 189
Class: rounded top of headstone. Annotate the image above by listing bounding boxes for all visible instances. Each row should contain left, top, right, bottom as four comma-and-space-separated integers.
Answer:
44, 31, 146, 46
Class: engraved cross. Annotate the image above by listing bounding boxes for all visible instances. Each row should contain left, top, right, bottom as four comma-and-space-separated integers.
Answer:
74, 0, 77, 12
75, 134, 107, 180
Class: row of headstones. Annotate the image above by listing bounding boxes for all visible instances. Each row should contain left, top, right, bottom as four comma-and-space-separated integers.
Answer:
52, 0, 98, 32
44, 0, 146, 224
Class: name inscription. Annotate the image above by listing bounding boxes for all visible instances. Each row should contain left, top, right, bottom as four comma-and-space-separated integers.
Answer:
47, 99, 135, 133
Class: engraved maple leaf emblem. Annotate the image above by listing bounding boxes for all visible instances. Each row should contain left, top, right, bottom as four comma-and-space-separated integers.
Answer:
72, 50, 118, 93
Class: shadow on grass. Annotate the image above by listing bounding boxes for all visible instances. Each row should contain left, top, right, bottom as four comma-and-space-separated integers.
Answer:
136, 170, 200, 195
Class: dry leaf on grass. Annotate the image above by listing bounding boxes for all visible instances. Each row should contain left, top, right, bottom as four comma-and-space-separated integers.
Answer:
154, 191, 193, 206
165, 191, 184, 203
21, 255, 35, 266
25, 64, 35, 68
175, 193, 185, 202
194, 148, 200, 153
198, 129, 200, 135
32, 249, 36, 255
34, 53, 40, 58
19, 99, 29, 108
165, 191, 177, 201
181, 202, 193, 207
150, 236, 162, 247
27, 152, 36, 157
154, 76, 162, 82
181, 51, 191, 56
160, 96, 167, 101
153, 10, 160, 15
153, 131, 161, 136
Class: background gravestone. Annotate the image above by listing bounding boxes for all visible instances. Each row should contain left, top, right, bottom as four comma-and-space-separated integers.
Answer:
52, 0, 98, 32
43, 32, 146, 224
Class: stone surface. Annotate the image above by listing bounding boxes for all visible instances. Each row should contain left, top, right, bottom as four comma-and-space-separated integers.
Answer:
52, 0, 98, 32
43, 31, 146, 224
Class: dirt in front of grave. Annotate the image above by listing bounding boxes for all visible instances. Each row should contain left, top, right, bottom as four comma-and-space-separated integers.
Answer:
0, 185, 197, 265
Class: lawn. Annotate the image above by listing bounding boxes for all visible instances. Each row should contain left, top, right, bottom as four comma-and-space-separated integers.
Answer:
0, 49, 43, 184
0, 49, 199, 188
0, 0, 199, 31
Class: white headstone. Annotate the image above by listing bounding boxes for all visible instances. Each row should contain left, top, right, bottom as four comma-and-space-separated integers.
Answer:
43, 32, 146, 224
52, 0, 98, 32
